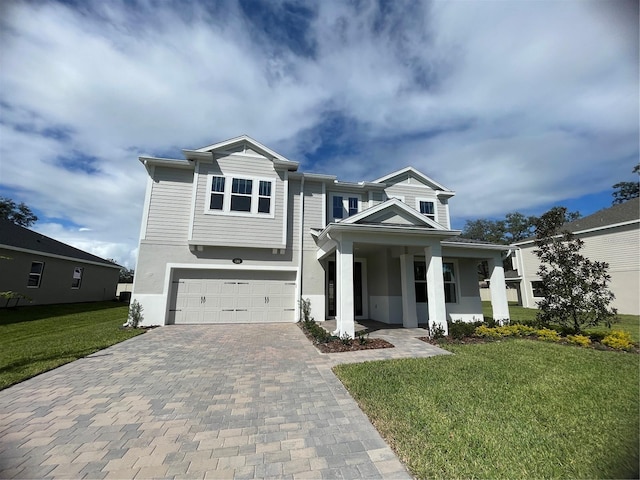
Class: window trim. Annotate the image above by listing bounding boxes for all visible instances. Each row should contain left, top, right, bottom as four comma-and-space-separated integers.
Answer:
205, 174, 276, 218
329, 193, 361, 222
413, 259, 459, 304
416, 197, 437, 222
531, 281, 544, 298
28, 261, 45, 288
71, 266, 84, 289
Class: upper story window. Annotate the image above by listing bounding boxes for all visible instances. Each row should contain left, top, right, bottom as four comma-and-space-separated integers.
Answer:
330, 194, 360, 221
71, 267, 84, 289
28, 261, 44, 288
207, 174, 275, 217
418, 199, 436, 221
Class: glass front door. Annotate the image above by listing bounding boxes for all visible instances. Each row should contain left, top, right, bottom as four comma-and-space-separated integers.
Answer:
327, 260, 363, 317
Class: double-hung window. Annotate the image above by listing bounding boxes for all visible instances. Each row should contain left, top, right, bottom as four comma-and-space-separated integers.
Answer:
208, 175, 274, 216
414, 261, 428, 302
418, 200, 436, 221
331, 194, 360, 221
413, 260, 458, 303
442, 262, 457, 303
28, 261, 44, 288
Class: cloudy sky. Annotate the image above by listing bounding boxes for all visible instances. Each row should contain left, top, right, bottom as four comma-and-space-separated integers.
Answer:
1, 0, 638, 269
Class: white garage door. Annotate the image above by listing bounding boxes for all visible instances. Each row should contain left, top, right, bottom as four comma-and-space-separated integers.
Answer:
169, 269, 297, 324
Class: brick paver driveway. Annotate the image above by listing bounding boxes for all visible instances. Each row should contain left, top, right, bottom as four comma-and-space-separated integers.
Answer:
0, 324, 441, 479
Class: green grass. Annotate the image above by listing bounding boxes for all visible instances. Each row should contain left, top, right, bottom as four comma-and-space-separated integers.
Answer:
483, 301, 640, 343
334, 340, 639, 479
0, 302, 144, 390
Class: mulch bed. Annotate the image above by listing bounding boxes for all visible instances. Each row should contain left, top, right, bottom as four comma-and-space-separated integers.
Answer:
314, 337, 395, 353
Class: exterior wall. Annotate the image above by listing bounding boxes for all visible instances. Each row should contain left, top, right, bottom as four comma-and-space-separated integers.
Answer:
300, 179, 326, 321
445, 258, 484, 322
0, 248, 119, 306
145, 167, 193, 244
190, 155, 287, 249
480, 288, 519, 302
383, 181, 450, 228
516, 223, 640, 315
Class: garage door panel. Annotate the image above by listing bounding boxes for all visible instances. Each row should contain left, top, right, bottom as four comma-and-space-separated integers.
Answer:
170, 269, 296, 324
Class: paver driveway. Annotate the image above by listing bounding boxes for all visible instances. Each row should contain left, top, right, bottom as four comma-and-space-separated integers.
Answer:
0, 324, 446, 479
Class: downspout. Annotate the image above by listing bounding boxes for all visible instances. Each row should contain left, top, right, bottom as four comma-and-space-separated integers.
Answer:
295, 175, 305, 322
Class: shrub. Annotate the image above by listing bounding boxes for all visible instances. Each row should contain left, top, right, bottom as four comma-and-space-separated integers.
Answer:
430, 322, 446, 339
566, 335, 591, 347
299, 298, 313, 325
536, 328, 561, 342
449, 320, 480, 340
356, 331, 369, 345
586, 330, 608, 343
340, 332, 353, 345
475, 325, 502, 339
126, 300, 144, 328
602, 331, 635, 351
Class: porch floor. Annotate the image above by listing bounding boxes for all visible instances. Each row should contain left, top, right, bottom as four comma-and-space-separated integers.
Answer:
320, 319, 430, 335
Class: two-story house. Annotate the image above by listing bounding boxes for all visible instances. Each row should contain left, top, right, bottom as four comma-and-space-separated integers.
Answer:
131, 135, 511, 337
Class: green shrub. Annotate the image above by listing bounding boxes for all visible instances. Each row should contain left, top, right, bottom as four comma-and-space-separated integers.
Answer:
430, 322, 446, 339
602, 331, 635, 351
536, 328, 561, 342
449, 320, 480, 340
586, 330, 608, 343
126, 300, 144, 328
566, 334, 591, 347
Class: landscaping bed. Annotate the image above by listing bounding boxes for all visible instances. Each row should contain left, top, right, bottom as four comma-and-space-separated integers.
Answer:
298, 321, 394, 353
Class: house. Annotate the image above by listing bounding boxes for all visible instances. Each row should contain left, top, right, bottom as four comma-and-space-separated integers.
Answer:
0, 219, 121, 306
131, 135, 511, 337
512, 198, 640, 315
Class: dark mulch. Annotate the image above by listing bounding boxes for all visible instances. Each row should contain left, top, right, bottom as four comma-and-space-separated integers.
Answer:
315, 337, 395, 353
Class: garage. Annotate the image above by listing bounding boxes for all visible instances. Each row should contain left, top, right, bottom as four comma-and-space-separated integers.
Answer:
169, 269, 297, 324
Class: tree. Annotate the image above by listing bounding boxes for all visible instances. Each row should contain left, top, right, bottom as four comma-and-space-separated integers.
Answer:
533, 206, 617, 334
0, 197, 38, 227
611, 163, 640, 205
107, 258, 134, 283
503, 212, 537, 243
460, 218, 507, 244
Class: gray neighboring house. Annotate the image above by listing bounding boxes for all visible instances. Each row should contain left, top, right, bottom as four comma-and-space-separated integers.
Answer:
131, 135, 512, 336
0, 219, 120, 306
512, 198, 640, 315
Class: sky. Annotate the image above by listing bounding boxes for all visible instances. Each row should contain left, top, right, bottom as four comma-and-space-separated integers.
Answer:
0, 0, 638, 269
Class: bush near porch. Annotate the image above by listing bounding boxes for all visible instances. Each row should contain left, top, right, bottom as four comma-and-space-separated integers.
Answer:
334, 339, 639, 479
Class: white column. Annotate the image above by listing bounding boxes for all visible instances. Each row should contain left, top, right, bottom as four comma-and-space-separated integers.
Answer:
336, 237, 355, 339
399, 254, 418, 328
488, 255, 510, 325
425, 243, 448, 336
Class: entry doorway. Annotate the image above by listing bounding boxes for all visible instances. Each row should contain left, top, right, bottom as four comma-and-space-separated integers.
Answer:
326, 258, 368, 319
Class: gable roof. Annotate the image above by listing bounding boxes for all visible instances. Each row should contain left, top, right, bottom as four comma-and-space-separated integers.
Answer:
0, 219, 120, 268
340, 198, 447, 230
190, 135, 299, 170
372, 166, 455, 196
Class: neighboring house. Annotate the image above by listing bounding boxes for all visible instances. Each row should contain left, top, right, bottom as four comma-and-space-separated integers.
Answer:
0, 219, 121, 306
512, 198, 640, 315
131, 135, 511, 337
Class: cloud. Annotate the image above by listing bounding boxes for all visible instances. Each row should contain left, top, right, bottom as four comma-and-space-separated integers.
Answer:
0, 0, 637, 266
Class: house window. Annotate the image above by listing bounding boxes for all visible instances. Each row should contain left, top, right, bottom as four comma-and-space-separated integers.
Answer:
414, 261, 428, 303
28, 261, 44, 288
258, 181, 272, 214
443, 262, 457, 303
231, 178, 253, 212
207, 175, 274, 216
71, 267, 84, 289
531, 281, 544, 297
330, 194, 360, 221
210, 176, 225, 210
333, 196, 344, 219
419, 200, 436, 221
413, 261, 458, 303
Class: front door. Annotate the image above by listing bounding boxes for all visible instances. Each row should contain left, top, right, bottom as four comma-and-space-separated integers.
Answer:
327, 260, 366, 318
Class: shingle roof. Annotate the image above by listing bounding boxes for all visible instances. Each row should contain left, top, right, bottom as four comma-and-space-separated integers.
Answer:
0, 219, 119, 267
563, 197, 639, 233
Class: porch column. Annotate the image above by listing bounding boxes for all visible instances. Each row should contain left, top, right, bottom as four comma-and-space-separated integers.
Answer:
399, 254, 418, 328
425, 243, 448, 335
335, 237, 355, 339
488, 255, 510, 324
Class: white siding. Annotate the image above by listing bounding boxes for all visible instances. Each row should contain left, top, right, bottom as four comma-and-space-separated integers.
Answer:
145, 167, 193, 244
191, 157, 287, 248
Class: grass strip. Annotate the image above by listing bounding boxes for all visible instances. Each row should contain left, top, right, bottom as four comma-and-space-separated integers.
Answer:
334, 340, 639, 479
0, 302, 144, 390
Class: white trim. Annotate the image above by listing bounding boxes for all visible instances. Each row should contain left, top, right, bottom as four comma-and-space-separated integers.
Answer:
321, 183, 327, 227
339, 198, 447, 230
194, 135, 299, 170
139, 156, 194, 169
329, 192, 362, 222
415, 197, 438, 223
441, 241, 511, 251
373, 166, 454, 193
387, 194, 405, 202
513, 219, 640, 247
27, 260, 45, 288
188, 162, 199, 241
282, 171, 289, 246
442, 259, 459, 305
0, 245, 120, 269
203, 173, 277, 219
139, 166, 154, 243
296, 175, 305, 321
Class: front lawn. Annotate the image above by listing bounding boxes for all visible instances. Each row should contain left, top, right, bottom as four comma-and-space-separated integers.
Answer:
334, 340, 639, 479
0, 302, 144, 390
483, 301, 640, 343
